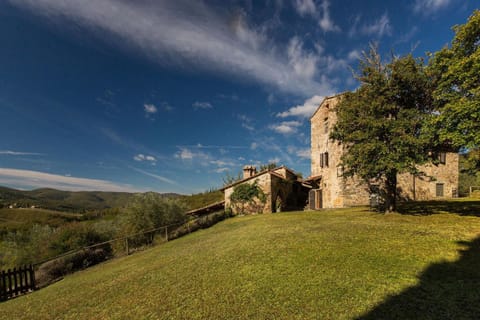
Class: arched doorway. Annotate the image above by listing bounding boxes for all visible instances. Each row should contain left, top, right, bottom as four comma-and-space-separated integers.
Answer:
273, 193, 285, 213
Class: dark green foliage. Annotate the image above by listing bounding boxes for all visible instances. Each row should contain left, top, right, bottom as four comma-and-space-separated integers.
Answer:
331, 45, 435, 212
230, 181, 266, 214
459, 151, 480, 196
48, 223, 110, 256
169, 210, 229, 240
120, 193, 187, 245
259, 162, 278, 171
35, 248, 111, 287
428, 10, 480, 163
222, 171, 243, 186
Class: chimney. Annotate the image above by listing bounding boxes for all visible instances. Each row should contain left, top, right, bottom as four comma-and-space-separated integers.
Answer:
243, 165, 257, 179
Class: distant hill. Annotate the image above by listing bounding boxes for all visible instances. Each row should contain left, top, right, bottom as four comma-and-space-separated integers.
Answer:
0, 186, 181, 212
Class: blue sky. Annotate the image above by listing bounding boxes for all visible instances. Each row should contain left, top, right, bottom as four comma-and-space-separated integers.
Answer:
0, 0, 477, 194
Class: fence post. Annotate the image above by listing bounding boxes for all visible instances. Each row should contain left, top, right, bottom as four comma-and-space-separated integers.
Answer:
1, 270, 6, 301
125, 237, 129, 255
29, 264, 36, 291
13, 267, 19, 296
19, 266, 24, 293
165, 226, 168, 242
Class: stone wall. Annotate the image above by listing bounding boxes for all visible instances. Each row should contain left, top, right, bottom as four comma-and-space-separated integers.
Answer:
224, 173, 272, 214
224, 167, 307, 214
310, 95, 370, 208
310, 94, 459, 208
397, 152, 459, 200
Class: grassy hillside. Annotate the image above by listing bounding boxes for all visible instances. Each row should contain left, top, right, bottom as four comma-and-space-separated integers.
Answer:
2, 207, 480, 319
181, 189, 223, 210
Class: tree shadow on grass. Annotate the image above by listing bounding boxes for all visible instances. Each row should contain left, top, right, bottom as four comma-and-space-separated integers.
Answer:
356, 236, 480, 319
397, 200, 480, 217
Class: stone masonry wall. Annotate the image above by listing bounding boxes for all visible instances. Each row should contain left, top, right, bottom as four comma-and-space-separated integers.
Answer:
310, 94, 459, 208
224, 173, 273, 214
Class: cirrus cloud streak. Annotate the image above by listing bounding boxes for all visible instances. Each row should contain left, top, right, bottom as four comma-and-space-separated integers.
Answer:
9, 0, 333, 96
0, 168, 143, 192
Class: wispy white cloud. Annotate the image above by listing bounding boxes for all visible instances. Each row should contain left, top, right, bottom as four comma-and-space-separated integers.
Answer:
0, 150, 44, 156
133, 154, 157, 163
174, 147, 238, 174
9, 0, 333, 96
216, 93, 239, 101
209, 160, 231, 167
288, 146, 310, 159
192, 101, 213, 110
277, 95, 324, 118
144, 103, 157, 114
269, 120, 302, 135
0, 168, 142, 192
214, 167, 230, 173
238, 114, 255, 132
318, 0, 340, 32
293, 0, 316, 16
175, 148, 195, 160
347, 49, 361, 61
293, 0, 339, 33
287, 36, 318, 79
348, 14, 362, 38
268, 157, 281, 164
413, 0, 451, 14
130, 167, 177, 185
361, 13, 392, 37
178, 144, 248, 150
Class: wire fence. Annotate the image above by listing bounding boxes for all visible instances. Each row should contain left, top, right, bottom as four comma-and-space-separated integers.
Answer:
27, 209, 228, 289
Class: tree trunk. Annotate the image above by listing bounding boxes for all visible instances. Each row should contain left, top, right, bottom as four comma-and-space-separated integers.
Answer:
384, 170, 397, 212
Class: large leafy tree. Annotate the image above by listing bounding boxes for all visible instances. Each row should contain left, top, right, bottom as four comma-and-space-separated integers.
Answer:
428, 10, 480, 167
331, 46, 435, 212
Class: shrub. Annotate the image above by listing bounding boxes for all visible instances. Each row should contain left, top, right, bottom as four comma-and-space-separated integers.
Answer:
230, 181, 266, 214
119, 193, 187, 245
36, 247, 111, 287
49, 223, 110, 256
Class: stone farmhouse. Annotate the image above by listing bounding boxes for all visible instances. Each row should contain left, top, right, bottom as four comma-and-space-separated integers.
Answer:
222, 93, 459, 213
222, 165, 308, 214
307, 94, 459, 209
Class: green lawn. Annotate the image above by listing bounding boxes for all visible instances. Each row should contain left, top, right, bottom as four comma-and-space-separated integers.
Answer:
2, 206, 480, 319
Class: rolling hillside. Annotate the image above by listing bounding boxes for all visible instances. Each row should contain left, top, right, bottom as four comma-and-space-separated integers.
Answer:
0, 186, 182, 212
2, 207, 480, 319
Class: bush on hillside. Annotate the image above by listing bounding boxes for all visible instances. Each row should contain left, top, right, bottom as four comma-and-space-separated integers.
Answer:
119, 193, 187, 246
36, 247, 111, 287
49, 223, 111, 256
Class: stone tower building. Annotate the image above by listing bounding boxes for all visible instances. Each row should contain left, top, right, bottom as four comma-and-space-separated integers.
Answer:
308, 94, 459, 209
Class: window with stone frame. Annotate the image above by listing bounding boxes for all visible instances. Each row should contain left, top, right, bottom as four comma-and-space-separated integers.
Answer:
436, 183, 444, 197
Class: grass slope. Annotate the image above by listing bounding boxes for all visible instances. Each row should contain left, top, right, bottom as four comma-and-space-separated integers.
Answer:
2, 207, 480, 319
